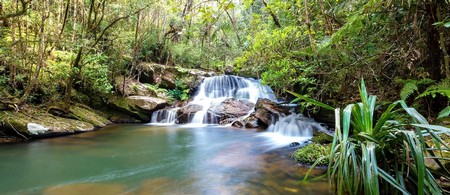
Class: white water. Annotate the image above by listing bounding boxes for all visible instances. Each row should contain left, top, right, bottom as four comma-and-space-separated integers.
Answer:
150, 75, 329, 147
150, 108, 179, 125
261, 113, 328, 147
187, 75, 276, 124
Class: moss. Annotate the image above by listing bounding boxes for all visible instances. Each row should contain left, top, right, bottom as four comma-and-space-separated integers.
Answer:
293, 143, 330, 166
0, 108, 95, 137
69, 104, 111, 127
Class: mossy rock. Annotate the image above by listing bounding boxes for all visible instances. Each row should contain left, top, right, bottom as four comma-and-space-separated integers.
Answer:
293, 143, 330, 166
0, 109, 95, 138
107, 95, 168, 122
69, 104, 111, 128
311, 131, 334, 144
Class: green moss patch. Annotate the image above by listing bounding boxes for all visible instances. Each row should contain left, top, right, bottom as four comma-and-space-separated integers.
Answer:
293, 143, 330, 166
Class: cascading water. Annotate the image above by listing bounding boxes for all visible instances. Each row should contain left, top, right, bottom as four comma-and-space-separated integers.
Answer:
262, 113, 329, 147
150, 75, 329, 147
187, 75, 276, 124
150, 108, 179, 124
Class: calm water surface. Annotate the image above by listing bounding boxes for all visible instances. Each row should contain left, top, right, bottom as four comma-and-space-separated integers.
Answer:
0, 124, 329, 195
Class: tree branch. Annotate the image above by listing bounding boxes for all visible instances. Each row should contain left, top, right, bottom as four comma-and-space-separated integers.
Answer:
0, 0, 32, 21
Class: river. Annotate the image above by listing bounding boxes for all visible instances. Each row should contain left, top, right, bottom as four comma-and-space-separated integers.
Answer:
0, 124, 329, 194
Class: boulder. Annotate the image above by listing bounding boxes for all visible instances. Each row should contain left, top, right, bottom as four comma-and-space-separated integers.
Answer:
176, 104, 204, 123
68, 104, 111, 128
244, 116, 259, 128
231, 120, 245, 128
209, 98, 254, 120
232, 115, 260, 128
108, 95, 168, 122
254, 98, 290, 126
114, 75, 168, 99
137, 62, 216, 90
311, 131, 334, 144
0, 110, 95, 138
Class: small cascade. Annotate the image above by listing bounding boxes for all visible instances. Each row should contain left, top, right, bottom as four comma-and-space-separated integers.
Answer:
263, 113, 328, 146
150, 108, 179, 124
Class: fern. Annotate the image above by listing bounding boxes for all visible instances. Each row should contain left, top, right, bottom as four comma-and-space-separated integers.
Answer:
398, 78, 435, 100
400, 82, 418, 100
417, 79, 450, 99
438, 106, 450, 119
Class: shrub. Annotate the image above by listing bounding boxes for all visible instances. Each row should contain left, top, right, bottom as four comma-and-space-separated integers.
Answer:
296, 79, 450, 195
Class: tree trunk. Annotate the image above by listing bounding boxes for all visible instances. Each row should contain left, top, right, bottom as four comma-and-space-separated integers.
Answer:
303, 0, 315, 52
259, 0, 281, 28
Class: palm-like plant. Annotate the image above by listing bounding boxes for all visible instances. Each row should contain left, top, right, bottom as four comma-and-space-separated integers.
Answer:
290, 80, 450, 195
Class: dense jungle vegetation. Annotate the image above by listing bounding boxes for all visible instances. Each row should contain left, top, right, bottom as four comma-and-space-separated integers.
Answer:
0, 0, 448, 116
1, 0, 450, 194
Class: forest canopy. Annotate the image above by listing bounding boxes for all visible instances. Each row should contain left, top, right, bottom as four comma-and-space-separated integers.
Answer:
0, 0, 448, 116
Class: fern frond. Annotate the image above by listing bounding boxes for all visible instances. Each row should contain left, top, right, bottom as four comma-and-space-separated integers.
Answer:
418, 79, 450, 99
438, 106, 450, 119
400, 82, 418, 100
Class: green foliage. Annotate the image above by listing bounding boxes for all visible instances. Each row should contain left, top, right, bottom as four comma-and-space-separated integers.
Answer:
398, 78, 435, 100
167, 79, 190, 101
293, 143, 330, 166
169, 43, 202, 68
417, 79, 450, 99
144, 84, 168, 94
297, 80, 450, 194
438, 106, 450, 119
80, 54, 113, 94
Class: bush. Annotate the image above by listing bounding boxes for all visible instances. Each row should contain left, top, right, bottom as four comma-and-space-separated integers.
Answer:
293, 143, 330, 166
297, 79, 450, 194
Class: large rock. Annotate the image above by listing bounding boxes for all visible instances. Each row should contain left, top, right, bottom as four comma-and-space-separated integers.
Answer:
0, 110, 95, 138
176, 104, 204, 123
232, 115, 260, 128
108, 95, 168, 122
208, 98, 254, 122
254, 98, 290, 126
114, 75, 168, 99
137, 62, 216, 89
68, 104, 111, 128
311, 130, 334, 144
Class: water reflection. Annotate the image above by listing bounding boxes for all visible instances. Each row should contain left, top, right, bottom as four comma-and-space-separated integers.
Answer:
0, 124, 330, 194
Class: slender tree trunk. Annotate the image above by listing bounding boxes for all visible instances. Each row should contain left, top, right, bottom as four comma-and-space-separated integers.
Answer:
19, 0, 48, 104
259, 0, 281, 28
225, 9, 241, 46
436, 7, 450, 79
303, 0, 315, 52
318, 0, 332, 35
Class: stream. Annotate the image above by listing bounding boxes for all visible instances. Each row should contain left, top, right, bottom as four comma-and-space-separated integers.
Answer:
0, 124, 330, 195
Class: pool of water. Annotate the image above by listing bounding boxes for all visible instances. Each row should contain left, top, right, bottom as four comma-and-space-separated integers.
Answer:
0, 124, 330, 195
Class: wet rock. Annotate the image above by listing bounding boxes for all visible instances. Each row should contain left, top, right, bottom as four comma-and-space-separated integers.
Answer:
244, 116, 259, 128
254, 98, 290, 126
289, 142, 300, 147
138, 62, 216, 90
311, 131, 334, 144
310, 108, 336, 128
208, 98, 254, 121
176, 104, 204, 123
231, 120, 245, 128
108, 95, 168, 122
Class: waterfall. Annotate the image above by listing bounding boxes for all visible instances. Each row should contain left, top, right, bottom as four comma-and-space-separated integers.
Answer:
150, 108, 179, 124
262, 113, 328, 147
187, 75, 276, 124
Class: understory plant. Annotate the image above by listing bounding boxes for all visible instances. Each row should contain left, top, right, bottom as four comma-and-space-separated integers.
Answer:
292, 80, 450, 195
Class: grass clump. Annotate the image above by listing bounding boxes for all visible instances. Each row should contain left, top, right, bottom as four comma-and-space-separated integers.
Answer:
293, 143, 330, 166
